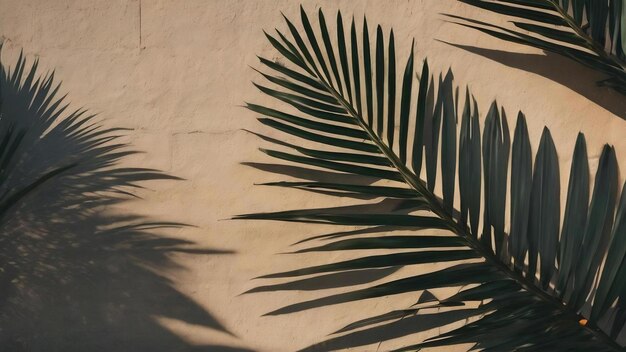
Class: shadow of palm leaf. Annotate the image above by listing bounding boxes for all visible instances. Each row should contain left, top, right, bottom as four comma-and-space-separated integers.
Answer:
240, 159, 482, 347
437, 39, 626, 119
188, 346, 255, 352
0, 50, 248, 351
450, 0, 626, 100
300, 308, 480, 352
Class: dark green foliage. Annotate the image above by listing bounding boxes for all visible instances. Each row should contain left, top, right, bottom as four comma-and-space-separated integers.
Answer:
240, 7, 626, 351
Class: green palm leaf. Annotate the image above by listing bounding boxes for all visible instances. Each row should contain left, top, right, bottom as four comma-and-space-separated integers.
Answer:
239, 7, 626, 351
451, 0, 626, 95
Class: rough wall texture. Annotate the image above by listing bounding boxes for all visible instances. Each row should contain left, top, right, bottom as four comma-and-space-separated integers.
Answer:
0, 0, 625, 351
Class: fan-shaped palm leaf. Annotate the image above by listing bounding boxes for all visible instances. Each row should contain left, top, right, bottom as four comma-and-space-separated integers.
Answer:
450, 0, 626, 95
238, 7, 626, 351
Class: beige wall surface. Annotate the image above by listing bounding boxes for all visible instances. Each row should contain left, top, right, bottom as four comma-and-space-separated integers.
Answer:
1, 0, 625, 351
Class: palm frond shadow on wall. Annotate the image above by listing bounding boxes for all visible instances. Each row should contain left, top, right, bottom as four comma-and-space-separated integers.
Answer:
446, 0, 626, 119
0, 49, 250, 352
239, 7, 626, 351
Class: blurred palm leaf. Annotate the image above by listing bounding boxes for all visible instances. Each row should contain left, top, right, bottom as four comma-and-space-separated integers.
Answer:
0, 44, 180, 220
239, 7, 626, 351
0, 46, 236, 351
450, 0, 626, 94
0, 48, 79, 221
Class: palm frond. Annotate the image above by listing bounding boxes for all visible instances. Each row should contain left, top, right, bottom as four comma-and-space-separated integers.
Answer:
239, 7, 626, 351
450, 0, 626, 95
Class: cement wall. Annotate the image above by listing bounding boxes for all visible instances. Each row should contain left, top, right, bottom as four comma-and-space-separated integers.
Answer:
0, 1, 625, 351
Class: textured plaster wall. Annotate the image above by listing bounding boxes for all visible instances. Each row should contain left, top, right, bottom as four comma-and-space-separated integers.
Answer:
0, 0, 625, 351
